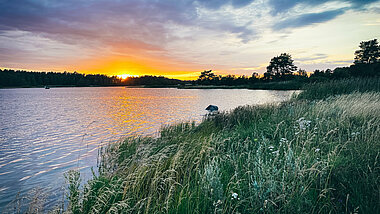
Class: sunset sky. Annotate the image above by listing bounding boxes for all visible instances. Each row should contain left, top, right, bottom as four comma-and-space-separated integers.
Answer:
0, 0, 379, 79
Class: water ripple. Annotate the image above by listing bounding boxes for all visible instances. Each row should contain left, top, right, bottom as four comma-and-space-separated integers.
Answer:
0, 87, 297, 210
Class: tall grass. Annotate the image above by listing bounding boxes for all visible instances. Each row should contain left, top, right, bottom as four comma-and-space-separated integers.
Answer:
65, 90, 380, 213
297, 77, 380, 100
249, 80, 304, 90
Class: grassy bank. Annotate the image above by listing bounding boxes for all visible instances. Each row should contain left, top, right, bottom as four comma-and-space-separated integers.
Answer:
248, 80, 304, 90
177, 81, 304, 90
297, 78, 380, 100
61, 78, 379, 213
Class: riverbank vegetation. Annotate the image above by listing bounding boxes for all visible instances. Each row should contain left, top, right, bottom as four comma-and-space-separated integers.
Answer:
57, 77, 380, 213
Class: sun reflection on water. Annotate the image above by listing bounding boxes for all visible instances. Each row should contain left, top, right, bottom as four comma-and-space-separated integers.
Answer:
0, 87, 297, 210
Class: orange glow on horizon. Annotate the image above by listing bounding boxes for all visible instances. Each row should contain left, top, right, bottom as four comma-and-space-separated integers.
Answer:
117, 74, 139, 79
76, 55, 204, 80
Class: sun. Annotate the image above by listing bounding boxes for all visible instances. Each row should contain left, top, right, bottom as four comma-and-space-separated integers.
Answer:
117, 74, 138, 79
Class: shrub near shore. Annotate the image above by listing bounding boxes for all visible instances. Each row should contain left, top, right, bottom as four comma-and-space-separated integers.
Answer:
63, 79, 380, 213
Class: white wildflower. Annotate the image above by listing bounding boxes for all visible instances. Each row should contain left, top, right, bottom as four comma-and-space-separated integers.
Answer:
279, 138, 288, 146
231, 192, 239, 200
295, 117, 311, 131
213, 199, 223, 207
351, 132, 360, 137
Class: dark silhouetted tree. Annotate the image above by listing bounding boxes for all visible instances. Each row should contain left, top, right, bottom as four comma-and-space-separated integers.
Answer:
220, 74, 236, 85
262, 71, 273, 81
250, 72, 259, 83
354, 39, 380, 64
251, 72, 259, 78
197, 70, 217, 84
198, 70, 215, 80
297, 69, 307, 77
266, 53, 297, 78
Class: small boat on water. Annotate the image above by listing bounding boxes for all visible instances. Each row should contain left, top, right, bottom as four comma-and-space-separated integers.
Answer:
44, 86, 50, 89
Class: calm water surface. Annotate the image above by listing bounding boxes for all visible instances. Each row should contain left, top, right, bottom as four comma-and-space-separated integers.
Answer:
0, 87, 297, 210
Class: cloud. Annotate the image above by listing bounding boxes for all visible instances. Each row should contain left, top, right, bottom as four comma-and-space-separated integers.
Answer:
0, 1, 181, 49
349, 0, 380, 7
268, 0, 380, 14
195, 0, 255, 9
274, 9, 345, 30
268, 0, 380, 31
268, 0, 330, 14
211, 21, 256, 43
296, 53, 328, 62
0, 0, 261, 64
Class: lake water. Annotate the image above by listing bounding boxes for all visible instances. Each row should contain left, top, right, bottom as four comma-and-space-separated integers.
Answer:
0, 87, 297, 211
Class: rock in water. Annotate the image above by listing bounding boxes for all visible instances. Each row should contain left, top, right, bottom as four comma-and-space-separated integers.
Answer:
205, 105, 218, 112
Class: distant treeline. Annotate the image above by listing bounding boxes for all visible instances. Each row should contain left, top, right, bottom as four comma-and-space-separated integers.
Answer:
0, 70, 121, 87
195, 63, 380, 86
1, 63, 379, 88
194, 39, 380, 87
124, 76, 184, 86
0, 70, 184, 87
1, 39, 379, 88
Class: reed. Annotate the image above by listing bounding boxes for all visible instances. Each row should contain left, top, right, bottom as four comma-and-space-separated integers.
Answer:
64, 86, 380, 213
297, 77, 380, 100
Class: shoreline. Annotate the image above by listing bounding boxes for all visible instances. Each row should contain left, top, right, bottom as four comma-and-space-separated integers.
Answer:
0, 83, 303, 90
61, 78, 379, 213
3, 77, 379, 213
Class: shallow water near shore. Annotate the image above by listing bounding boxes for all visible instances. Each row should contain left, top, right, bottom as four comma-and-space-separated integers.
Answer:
0, 87, 297, 210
